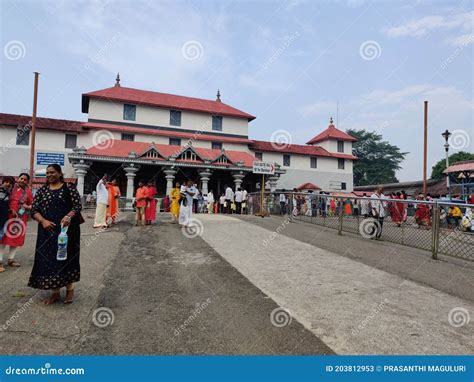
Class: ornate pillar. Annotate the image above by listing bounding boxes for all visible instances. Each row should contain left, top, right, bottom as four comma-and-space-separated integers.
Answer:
268, 174, 279, 192
198, 169, 212, 195
232, 171, 245, 190
122, 163, 140, 210
164, 168, 177, 196
71, 160, 91, 196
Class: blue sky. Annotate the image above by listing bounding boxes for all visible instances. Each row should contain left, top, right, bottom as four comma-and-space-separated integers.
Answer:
1, 0, 472, 181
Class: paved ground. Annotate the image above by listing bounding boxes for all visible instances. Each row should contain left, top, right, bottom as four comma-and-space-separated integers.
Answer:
0, 212, 472, 355
0, 212, 331, 355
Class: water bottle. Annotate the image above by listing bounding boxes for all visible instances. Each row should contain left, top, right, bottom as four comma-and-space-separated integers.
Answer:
57, 226, 69, 261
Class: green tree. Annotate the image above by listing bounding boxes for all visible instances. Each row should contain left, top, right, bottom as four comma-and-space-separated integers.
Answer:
347, 129, 408, 187
430, 151, 474, 180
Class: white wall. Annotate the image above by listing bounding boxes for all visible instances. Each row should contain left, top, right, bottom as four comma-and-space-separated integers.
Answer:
88, 99, 249, 137
316, 139, 353, 155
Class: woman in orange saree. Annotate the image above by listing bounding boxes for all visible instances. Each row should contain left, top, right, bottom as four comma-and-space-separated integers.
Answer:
106, 179, 121, 225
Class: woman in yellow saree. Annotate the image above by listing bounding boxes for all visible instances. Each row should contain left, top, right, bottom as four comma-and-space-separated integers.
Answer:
170, 181, 181, 223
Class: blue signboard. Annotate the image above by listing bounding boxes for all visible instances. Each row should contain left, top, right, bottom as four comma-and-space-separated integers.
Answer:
36, 152, 65, 166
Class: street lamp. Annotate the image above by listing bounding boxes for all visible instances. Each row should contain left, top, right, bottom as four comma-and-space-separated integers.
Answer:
441, 129, 452, 199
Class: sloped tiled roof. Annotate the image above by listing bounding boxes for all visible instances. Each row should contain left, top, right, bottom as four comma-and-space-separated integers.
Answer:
82, 86, 256, 120
86, 139, 258, 168
0, 113, 83, 133
306, 123, 357, 145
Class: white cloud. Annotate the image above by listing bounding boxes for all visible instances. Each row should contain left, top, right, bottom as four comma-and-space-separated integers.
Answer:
384, 11, 473, 39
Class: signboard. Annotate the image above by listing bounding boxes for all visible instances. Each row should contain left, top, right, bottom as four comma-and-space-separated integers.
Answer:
37, 152, 65, 166
253, 161, 275, 175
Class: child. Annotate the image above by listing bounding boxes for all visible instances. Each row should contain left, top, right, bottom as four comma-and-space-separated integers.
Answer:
0, 176, 14, 245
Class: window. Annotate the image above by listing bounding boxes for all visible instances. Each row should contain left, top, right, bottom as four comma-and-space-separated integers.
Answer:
179, 149, 197, 161
337, 140, 344, 153
121, 133, 135, 141
255, 152, 263, 160
123, 104, 136, 121
310, 157, 317, 168
170, 110, 181, 126
216, 155, 228, 164
212, 116, 223, 131
65, 134, 77, 148
144, 149, 160, 159
283, 154, 291, 167
338, 158, 345, 169
169, 138, 181, 146
212, 142, 222, 150
16, 126, 30, 146
341, 182, 347, 190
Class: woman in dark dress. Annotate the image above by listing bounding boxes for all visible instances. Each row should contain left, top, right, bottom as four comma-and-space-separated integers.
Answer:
28, 164, 82, 305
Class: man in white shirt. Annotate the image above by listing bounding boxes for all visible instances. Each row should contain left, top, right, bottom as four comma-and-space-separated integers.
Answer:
370, 186, 386, 239
235, 188, 243, 214
180, 180, 196, 227
359, 193, 370, 217
93, 174, 109, 228
192, 184, 200, 214
207, 190, 214, 214
279, 193, 286, 215
225, 185, 233, 214
242, 188, 248, 214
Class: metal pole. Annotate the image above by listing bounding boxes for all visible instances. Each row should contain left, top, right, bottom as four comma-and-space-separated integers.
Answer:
29, 72, 39, 183
338, 198, 343, 235
423, 100, 428, 196
260, 174, 265, 216
444, 143, 450, 199
431, 201, 439, 260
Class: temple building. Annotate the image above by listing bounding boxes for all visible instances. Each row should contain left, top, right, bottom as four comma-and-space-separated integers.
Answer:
0, 75, 357, 206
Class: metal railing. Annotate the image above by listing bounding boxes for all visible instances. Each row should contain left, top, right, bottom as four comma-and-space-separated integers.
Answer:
248, 192, 474, 261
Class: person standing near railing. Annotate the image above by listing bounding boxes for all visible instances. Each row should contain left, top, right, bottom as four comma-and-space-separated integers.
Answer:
370, 186, 386, 239
279, 193, 286, 215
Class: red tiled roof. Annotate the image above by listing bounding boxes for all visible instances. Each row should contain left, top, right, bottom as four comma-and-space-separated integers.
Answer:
86, 140, 258, 168
82, 86, 256, 121
0, 113, 83, 133
82, 122, 252, 144
444, 160, 474, 174
306, 124, 357, 145
296, 182, 321, 191
250, 140, 357, 160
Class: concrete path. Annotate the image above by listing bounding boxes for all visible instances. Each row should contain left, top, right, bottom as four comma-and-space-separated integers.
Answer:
197, 214, 473, 355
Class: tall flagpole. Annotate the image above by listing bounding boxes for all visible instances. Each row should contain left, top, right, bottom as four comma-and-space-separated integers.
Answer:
423, 101, 428, 195
29, 72, 40, 183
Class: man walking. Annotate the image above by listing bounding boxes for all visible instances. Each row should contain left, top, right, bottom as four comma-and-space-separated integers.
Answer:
279, 193, 286, 215
370, 186, 386, 239
93, 174, 109, 228
235, 188, 243, 214
192, 184, 200, 214
225, 185, 233, 214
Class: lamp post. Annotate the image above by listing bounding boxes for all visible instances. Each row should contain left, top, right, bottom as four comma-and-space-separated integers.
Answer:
441, 129, 452, 199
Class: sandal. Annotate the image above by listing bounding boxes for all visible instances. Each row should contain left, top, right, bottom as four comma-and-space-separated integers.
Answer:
44, 292, 61, 305
8, 260, 20, 267
64, 288, 74, 304
0, 264, 5, 273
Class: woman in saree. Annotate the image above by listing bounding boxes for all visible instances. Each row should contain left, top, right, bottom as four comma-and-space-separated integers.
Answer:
106, 178, 121, 225
170, 181, 181, 224
28, 164, 82, 305
0, 173, 33, 270
145, 180, 157, 225
414, 193, 430, 228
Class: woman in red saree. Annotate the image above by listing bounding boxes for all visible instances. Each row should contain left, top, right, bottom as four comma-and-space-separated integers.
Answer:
390, 193, 403, 226
415, 193, 430, 227
145, 180, 157, 225
0, 173, 33, 270
106, 179, 121, 225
